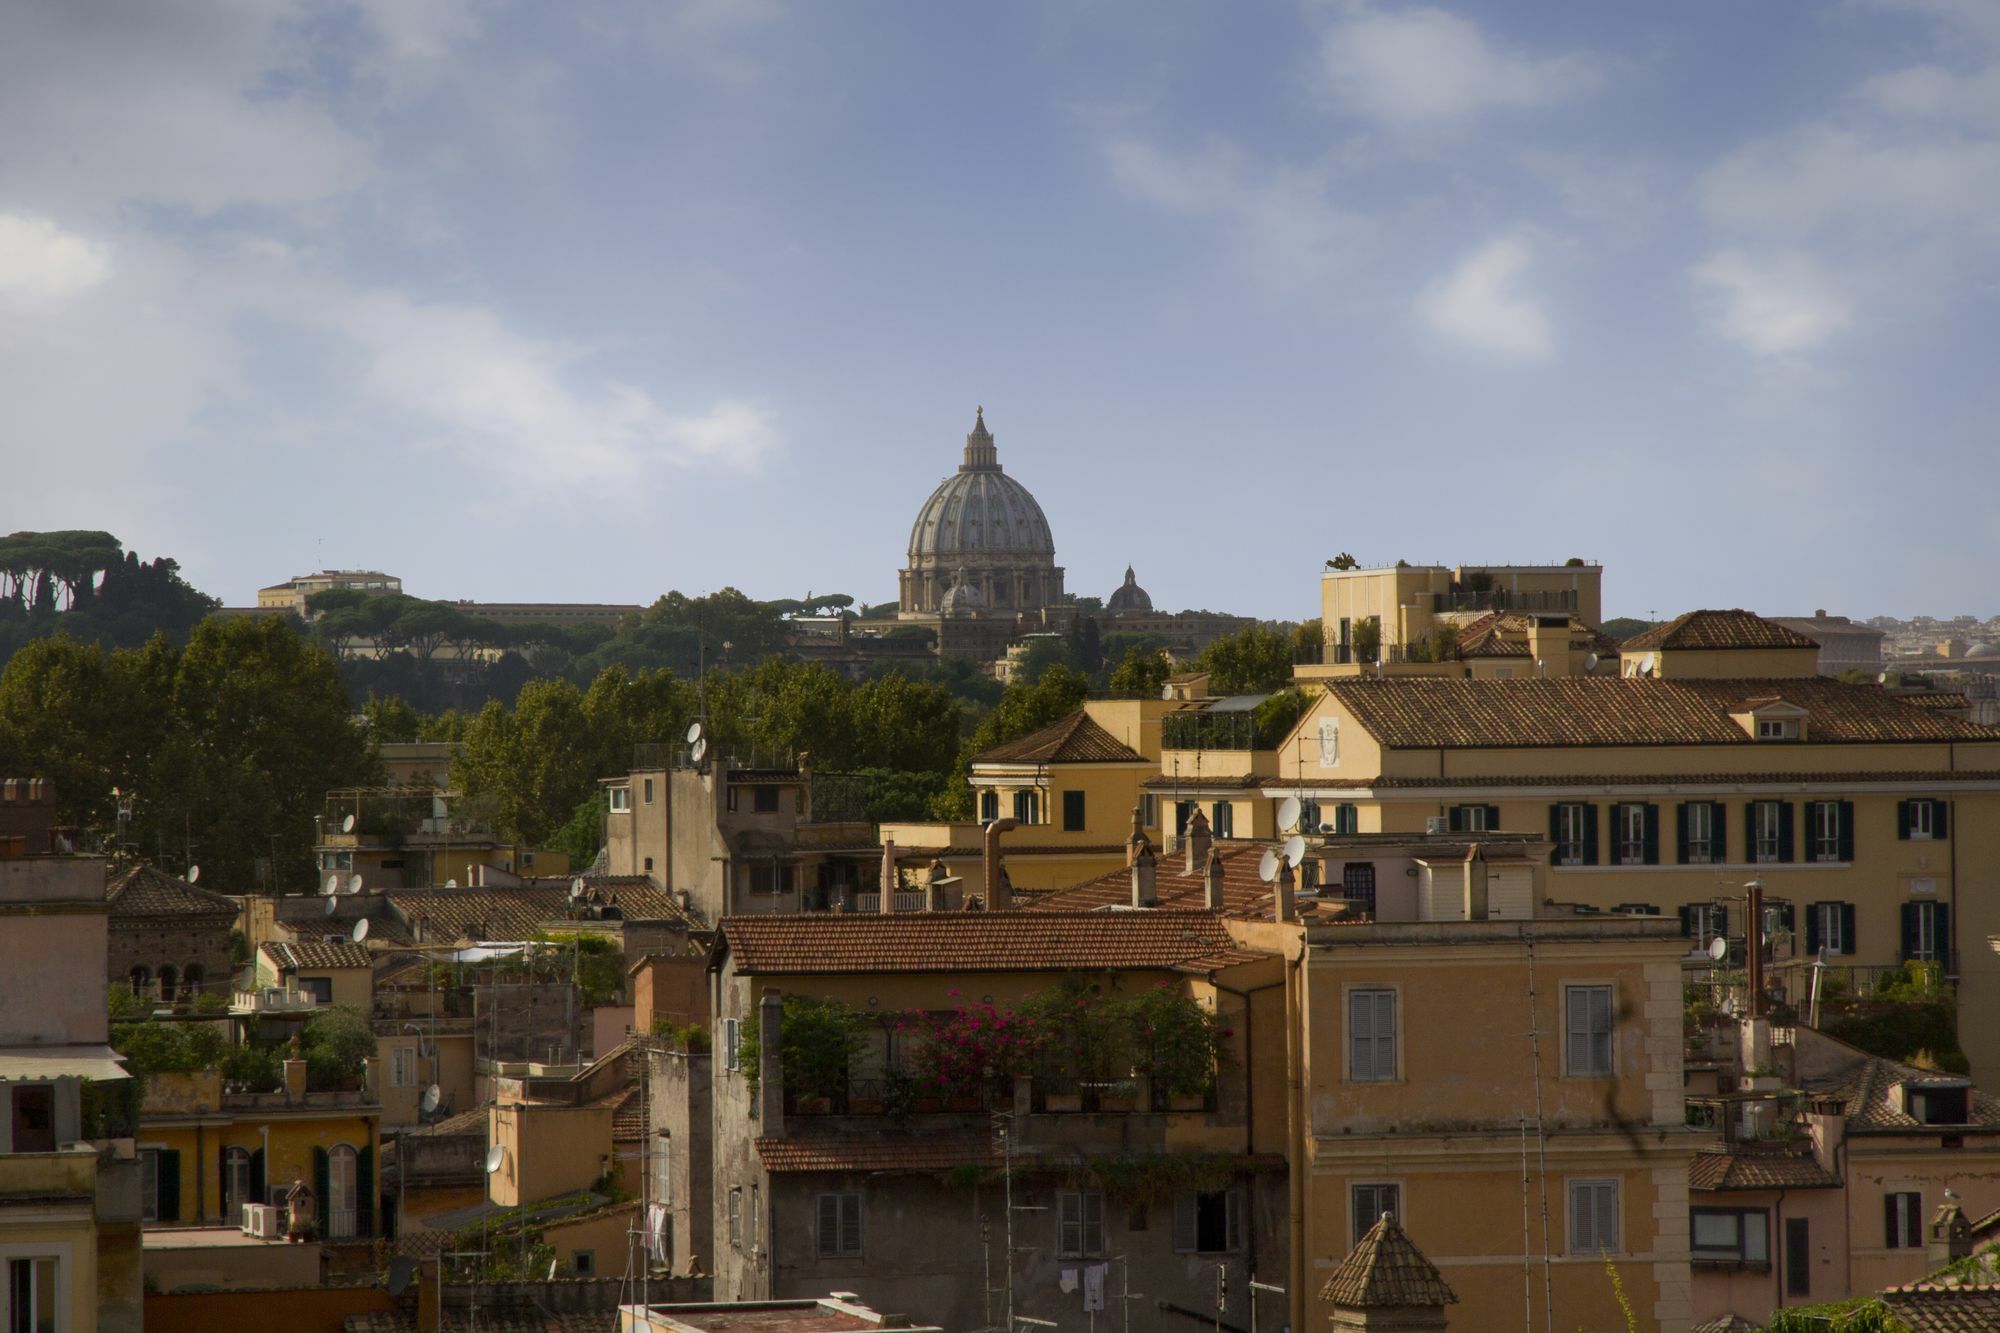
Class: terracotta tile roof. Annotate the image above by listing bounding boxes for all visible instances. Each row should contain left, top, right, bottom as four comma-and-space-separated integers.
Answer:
1691, 1318, 1759, 1333
1272, 769, 2000, 790
722, 911, 1234, 974
1802, 1049, 2000, 1133
1881, 1283, 2000, 1332
1906, 692, 1972, 711
1689, 1144, 1841, 1191
404, 1105, 487, 1139
591, 1083, 646, 1143
347, 1312, 612, 1332
1173, 947, 1277, 973
1034, 843, 1278, 919
386, 880, 699, 942
1451, 612, 1621, 661
262, 938, 373, 970
1622, 609, 1820, 653
1318, 1213, 1458, 1309
106, 864, 238, 920
755, 1132, 996, 1173
973, 710, 1145, 765
1142, 773, 1266, 790
1326, 676, 1996, 750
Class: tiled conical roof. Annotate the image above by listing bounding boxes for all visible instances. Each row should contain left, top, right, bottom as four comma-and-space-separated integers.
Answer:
1318, 1213, 1458, 1309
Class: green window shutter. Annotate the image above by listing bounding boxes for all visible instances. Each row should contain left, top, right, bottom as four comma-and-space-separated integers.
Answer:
1900, 904, 1918, 961
1840, 903, 1857, 956
357, 1146, 375, 1236
1172, 1194, 1197, 1253
1485, 805, 1502, 831
314, 1146, 330, 1236
1581, 805, 1599, 866
1642, 804, 1660, 865
158, 1149, 182, 1223
1675, 803, 1690, 864
1777, 803, 1796, 863
1448, 805, 1466, 833
1715, 905, 1730, 940
1677, 905, 1694, 937
251, 1147, 266, 1203
1838, 801, 1855, 862
1805, 904, 1823, 956
1744, 804, 1757, 861
1710, 803, 1726, 863
1548, 804, 1563, 843
1897, 800, 1912, 840
1936, 904, 1952, 970
1934, 801, 1949, 839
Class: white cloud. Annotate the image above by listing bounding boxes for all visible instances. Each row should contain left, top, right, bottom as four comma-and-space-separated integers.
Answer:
1102, 135, 1368, 285
0, 214, 112, 302
1316, 4, 1602, 128
1691, 251, 1852, 356
1416, 235, 1553, 360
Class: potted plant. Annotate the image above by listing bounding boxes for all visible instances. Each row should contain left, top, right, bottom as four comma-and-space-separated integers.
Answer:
1122, 983, 1228, 1112
1098, 1080, 1140, 1113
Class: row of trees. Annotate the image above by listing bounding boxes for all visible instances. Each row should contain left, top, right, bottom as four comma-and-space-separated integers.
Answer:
0, 531, 217, 666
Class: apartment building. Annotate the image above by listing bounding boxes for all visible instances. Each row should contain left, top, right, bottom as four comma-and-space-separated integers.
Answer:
1315, 560, 1603, 666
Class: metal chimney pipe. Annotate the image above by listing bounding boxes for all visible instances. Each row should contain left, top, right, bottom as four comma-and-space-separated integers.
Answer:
984, 818, 1019, 910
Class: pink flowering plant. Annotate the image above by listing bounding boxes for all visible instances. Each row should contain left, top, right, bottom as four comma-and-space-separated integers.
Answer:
1123, 980, 1230, 1098
902, 992, 1042, 1101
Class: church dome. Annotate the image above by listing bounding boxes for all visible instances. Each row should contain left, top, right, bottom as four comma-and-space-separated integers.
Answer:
1968, 641, 1999, 658
1107, 566, 1152, 615
907, 409, 1056, 562
939, 568, 984, 618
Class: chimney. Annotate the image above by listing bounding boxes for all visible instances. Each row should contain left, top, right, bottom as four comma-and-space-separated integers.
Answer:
758, 990, 786, 1136
1527, 616, 1569, 677
927, 856, 949, 886
1205, 848, 1227, 911
1183, 808, 1212, 875
283, 1056, 308, 1102
1127, 805, 1148, 867
1275, 857, 1296, 924
1131, 845, 1157, 908
984, 818, 1018, 911
879, 839, 897, 914
1927, 1197, 1973, 1267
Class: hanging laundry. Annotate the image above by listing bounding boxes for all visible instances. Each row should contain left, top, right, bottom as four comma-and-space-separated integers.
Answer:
1059, 1267, 1078, 1294
1083, 1262, 1107, 1311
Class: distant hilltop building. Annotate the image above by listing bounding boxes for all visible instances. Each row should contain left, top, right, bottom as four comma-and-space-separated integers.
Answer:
255, 569, 402, 612
1771, 610, 1886, 676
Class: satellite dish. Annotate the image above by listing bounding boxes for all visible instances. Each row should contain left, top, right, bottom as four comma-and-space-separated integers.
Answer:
1640, 652, 1657, 677
685, 720, 704, 745
1257, 849, 1281, 883
347, 873, 364, 894
326, 873, 341, 895
547, 1258, 559, 1280
387, 1256, 417, 1297
1707, 936, 1729, 962
323, 895, 339, 917
1585, 653, 1599, 671
1276, 796, 1302, 833
421, 1084, 441, 1114
352, 918, 370, 943
185, 865, 200, 884
445, 878, 458, 889
1283, 835, 1307, 867
484, 1145, 506, 1175
342, 813, 356, 834
570, 876, 586, 899
691, 737, 708, 764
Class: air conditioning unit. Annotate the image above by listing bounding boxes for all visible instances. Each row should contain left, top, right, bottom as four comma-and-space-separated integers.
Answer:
1319, 823, 1338, 835
1425, 816, 1448, 834
242, 1203, 282, 1238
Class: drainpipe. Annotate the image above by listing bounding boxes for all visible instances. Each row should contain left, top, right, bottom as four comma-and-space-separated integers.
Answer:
1772, 1186, 1789, 1312
1284, 940, 1308, 1333
984, 819, 1018, 911
1211, 974, 1284, 1280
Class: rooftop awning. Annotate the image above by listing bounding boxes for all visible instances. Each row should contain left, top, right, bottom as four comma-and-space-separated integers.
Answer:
0, 1045, 131, 1082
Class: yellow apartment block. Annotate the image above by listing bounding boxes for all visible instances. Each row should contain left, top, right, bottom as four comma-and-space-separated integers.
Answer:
1317, 561, 1603, 664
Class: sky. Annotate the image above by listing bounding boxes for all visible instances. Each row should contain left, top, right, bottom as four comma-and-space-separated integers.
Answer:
3, 0, 1998, 623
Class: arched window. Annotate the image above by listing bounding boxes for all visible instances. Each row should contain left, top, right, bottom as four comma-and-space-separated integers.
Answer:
129, 965, 151, 995
327, 1145, 358, 1239
222, 1146, 254, 1220
182, 963, 205, 1000
157, 965, 177, 1001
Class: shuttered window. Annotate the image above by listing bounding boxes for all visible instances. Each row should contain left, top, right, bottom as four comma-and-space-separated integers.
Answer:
1569, 1179, 1620, 1253
1172, 1188, 1242, 1253
1058, 1191, 1105, 1258
1351, 1183, 1400, 1246
1348, 989, 1397, 1082
1565, 986, 1614, 1077
815, 1191, 863, 1258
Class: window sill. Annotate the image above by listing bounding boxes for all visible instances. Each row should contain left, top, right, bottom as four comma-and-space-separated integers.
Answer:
1692, 1259, 1771, 1273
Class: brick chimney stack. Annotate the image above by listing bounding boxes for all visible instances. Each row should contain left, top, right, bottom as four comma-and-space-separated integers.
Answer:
1183, 808, 1212, 875
1131, 845, 1157, 908
1127, 805, 1148, 867
1275, 857, 1296, 924
1205, 848, 1227, 911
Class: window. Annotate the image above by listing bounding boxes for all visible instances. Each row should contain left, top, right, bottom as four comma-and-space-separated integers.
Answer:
1173, 1188, 1242, 1253
1348, 988, 1397, 1082
1809, 801, 1852, 862
1885, 1191, 1923, 1248
1756, 719, 1793, 740
140, 1148, 161, 1222
1691, 1208, 1769, 1264
1141, 794, 1158, 828
752, 786, 780, 814
327, 1144, 358, 1239
643, 857, 654, 873
727, 1188, 743, 1247
1910, 1085, 1971, 1125
722, 1018, 740, 1072
1680, 802, 1721, 865
223, 1146, 254, 1222
389, 1045, 417, 1088
519, 853, 535, 869
1057, 1191, 1105, 1258
1681, 904, 1728, 951
1351, 1183, 1400, 1245
1750, 801, 1790, 863
1449, 804, 1494, 832
1296, 797, 1321, 830
1175, 801, 1195, 835
9, 1085, 54, 1154
1785, 1217, 1811, 1297
1806, 902, 1855, 957
573, 1250, 595, 1275
1552, 803, 1594, 866
1569, 1179, 1620, 1254
1901, 799, 1945, 841
608, 787, 631, 813
1902, 901, 1949, 964
980, 791, 999, 822
1333, 804, 1359, 835
6, 1256, 59, 1333
817, 1191, 864, 1258
1341, 864, 1376, 913
1012, 790, 1039, 825
642, 778, 654, 804
299, 977, 333, 1005
1063, 790, 1086, 832
747, 863, 796, 895
1614, 803, 1656, 866
1565, 986, 1614, 1077
1210, 802, 1233, 838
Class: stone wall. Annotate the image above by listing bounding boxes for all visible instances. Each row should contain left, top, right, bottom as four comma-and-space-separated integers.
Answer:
109, 917, 235, 1000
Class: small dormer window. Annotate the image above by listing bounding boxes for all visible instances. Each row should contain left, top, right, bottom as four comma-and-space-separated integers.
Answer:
1913, 1085, 1971, 1125
1757, 719, 1794, 740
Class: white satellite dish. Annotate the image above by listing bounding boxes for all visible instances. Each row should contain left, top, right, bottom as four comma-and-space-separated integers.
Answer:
1257, 849, 1281, 883
341, 813, 356, 833
690, 737, 708, 764
1585, 652, 1600, 671
421, 1084, 441, 1114
352, 918, 370, 943
1283, 835, 1307, 867
347, 873, 364, 894
445, 878, 458, 889
323, 895, 339, 917
1276, 796, 1302, 833
325, 873, 341, 895
1707, 936, 1729, 962
570, 876, 586, 899
685, 720, 704, 745
1640, 652, 1657, 677
185, 865, 200, 884
484, 1145, 506, 1175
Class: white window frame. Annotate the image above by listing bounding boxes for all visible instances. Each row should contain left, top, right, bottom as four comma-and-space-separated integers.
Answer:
1456, 804, 1491, 832
1689, 904, 1724, 951
643, 778, 655, 805
816, 1191, 864, 1258
1814, 903, 1846, 955
389, 1044, 418, 1089
722, 1018, 741, 1073
1691, 1207, 1769, 1263
1753, 801, 1783, 863
1811, 802, 1842, 862
327, 1144, 358, 1240
1057, 1191, 1105, 1258
1556, 803, 1588, 866
1347, 988, 1398, 1083
1756, 719, 1791, 740
2, 1245, 69, 1333
1569, 1178, 1620, 1254
1886, 1191, 1923, 1248
1210, 801, 1234, 839
1909, 800, 1936, 839
1350, 1182, 1400, 1247
1616, 804, 1646, 866
1685, 801, 1714, 864
1565, 985, 1615, 1078
608, 787, 631, 814
1910, 902, 1941, 962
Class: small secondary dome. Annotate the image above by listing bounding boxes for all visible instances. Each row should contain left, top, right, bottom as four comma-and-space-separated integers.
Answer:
1107, 566, 1152, 615
1967, 642, 1999, 658
939, 568, 985, 617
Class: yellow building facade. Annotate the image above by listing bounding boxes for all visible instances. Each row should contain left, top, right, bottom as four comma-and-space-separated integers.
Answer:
1317, 561, 1603, 665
